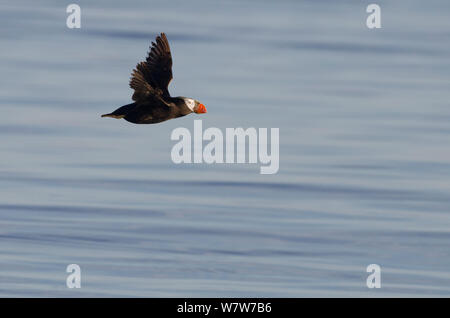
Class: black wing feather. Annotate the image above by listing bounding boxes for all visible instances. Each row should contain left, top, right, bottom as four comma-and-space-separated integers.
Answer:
129, 33, 173, 104
145, 33, 172, 95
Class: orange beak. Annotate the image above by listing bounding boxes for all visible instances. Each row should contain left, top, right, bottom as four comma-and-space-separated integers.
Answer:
195, 103, 207, 114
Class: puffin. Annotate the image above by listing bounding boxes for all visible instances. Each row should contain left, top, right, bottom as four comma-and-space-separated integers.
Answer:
101, 33, 207, 124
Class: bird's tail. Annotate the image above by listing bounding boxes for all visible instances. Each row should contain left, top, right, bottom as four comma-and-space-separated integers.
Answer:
101, 103, 135, 119
101, 113, 125, 119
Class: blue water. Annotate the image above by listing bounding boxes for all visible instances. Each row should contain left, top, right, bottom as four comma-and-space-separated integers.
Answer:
1, 0, 450, 297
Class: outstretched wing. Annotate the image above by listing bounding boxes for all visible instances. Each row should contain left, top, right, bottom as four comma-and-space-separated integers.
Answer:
145, 33, 173, 96
129, 33, 173, 105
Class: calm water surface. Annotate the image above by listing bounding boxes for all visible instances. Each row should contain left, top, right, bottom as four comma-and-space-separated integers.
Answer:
1, 0, 450, 296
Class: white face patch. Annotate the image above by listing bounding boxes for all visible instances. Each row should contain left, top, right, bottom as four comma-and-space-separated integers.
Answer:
184, 98, 195, 111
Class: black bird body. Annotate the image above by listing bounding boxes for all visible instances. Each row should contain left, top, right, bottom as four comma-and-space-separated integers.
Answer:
105, 98, 192, 124
101, 33, 206, 124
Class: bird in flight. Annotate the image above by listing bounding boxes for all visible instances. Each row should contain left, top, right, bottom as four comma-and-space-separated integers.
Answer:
101, 33, 207, 124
